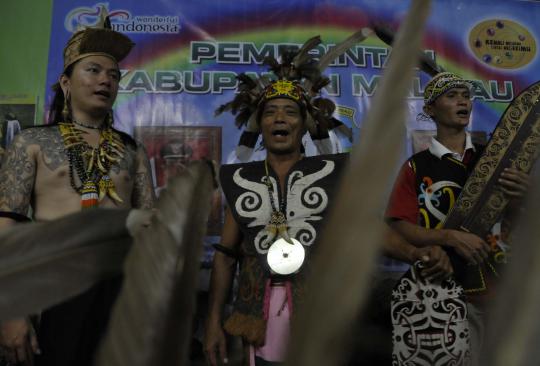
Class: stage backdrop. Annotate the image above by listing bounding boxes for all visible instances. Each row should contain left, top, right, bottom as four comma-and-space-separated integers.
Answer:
45, 0, 540, 269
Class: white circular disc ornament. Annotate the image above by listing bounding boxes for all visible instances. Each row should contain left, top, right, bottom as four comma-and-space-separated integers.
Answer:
267, 238, 305, 275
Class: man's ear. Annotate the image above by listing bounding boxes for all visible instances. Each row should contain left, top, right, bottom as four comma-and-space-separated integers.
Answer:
423, 104, 435, 118
59, 74, 70, 97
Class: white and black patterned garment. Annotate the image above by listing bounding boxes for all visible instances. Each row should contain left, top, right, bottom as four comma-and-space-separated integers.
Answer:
221, 154, 347, 262
391, 263, 470, 366
218, 154, 347, 338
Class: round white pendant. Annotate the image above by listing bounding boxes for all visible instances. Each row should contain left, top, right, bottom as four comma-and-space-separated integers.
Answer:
267, 237, 305, 275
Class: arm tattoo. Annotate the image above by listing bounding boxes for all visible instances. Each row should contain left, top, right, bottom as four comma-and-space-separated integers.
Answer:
9, 126, 68, 171
131, 142, 156, 209
38, 127, 67, 171
0, 131, 36, 214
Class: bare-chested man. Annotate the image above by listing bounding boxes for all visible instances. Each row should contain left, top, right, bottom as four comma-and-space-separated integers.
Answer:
0, 14, 154, 366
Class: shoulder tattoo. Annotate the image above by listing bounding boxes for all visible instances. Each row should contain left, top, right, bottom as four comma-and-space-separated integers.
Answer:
23, 127, 67, 171
0, 131, 37, 214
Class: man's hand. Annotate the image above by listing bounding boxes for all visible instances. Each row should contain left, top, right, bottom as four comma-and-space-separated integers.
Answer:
204, 319, 228, 366
444, 229, 490, 265
413, 246, 453, 282
499, 167, 529, 199
0, 318, 39, 365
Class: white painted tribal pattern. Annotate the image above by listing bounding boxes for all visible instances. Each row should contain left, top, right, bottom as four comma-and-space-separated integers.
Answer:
391, 263, 470, 366
418, 180, 461, 224
233, 159, 335, 254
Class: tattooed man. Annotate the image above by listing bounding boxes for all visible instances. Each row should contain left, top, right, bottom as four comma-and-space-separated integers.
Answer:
0, 13, 154, 366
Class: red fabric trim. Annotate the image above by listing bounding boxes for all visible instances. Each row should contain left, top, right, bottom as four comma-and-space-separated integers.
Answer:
385, 161, 418, 224
462, 148, 475, 165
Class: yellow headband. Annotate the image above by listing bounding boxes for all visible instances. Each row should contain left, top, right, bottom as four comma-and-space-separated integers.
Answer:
424, 72, 474, 105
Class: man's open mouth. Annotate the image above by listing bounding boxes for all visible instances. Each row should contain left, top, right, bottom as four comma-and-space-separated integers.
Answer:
456, 109, 469, 117
272, 129, 290, 137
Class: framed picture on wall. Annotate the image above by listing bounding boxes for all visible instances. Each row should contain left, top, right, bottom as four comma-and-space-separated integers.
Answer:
0, 94, 37, 160
135, 125, 223, 236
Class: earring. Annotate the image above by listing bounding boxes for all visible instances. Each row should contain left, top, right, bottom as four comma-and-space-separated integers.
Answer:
62, 91, 70, 123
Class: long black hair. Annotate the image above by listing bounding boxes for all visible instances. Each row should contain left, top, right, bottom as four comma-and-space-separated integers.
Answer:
48, 64, 74, 125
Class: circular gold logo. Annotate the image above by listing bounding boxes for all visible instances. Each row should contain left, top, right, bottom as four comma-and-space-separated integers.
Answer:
469, 19, 536, 69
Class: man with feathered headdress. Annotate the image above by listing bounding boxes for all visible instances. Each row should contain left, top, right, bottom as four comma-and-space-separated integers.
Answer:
205, 28, 450, 365
205, 31, 371, 366
0, 7, 155, 366
214, 32, 366, 162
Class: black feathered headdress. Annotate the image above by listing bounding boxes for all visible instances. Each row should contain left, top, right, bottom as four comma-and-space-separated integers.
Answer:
215, 29, 372, 161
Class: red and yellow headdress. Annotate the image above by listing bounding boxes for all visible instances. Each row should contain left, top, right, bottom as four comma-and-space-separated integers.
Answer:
215, 30, 372, 161
263, 80, 303, 102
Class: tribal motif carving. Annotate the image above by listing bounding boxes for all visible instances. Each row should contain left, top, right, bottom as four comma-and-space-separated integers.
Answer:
391, 264, 470, 366
443, 81, 540, 292
445, 81, 540, 237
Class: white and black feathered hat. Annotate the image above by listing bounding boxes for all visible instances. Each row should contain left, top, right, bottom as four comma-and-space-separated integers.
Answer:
215, 29, 372, 161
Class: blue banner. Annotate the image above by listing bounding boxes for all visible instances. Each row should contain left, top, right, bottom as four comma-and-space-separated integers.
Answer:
46, 0, 540, 267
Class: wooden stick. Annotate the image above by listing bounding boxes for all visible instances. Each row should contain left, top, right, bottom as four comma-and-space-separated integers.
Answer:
285, 1, 431, 365
95, 162, 215, 366
482, 175, 540, 366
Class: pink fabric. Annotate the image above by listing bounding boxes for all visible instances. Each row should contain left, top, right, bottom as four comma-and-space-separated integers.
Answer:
285, 281, 293, 315
250, 283, 291, 365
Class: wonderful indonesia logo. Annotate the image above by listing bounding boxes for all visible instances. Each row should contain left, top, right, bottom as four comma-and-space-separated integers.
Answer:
64, 3, 180, 34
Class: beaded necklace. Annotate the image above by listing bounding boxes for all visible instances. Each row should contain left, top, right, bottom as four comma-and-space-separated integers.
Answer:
72, 120, 102, 130
59, 122, 125, 208
264, 159, 292, 244
264, 159, 306, 275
